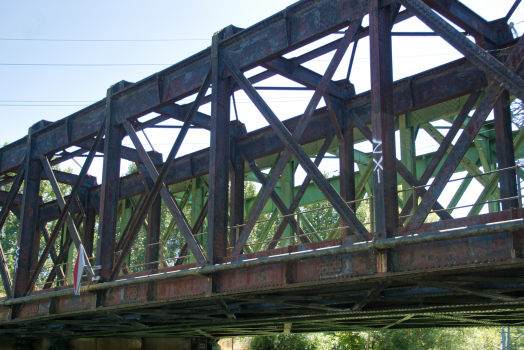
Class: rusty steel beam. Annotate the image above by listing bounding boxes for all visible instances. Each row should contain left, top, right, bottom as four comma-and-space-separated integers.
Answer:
175, 200, 209, 266
113, 70, 213, 273
329, 92, 357, 238
0, 168, 97, 188
399, 90, 482, 220
230, 138, 244, 248
34, 59, 487, 230
0, 158, 24, 298
3, 0, 524, 335
399, 0, 524, 101
45, 170, 97, 188
114, 193, 148, 256
204, 14, 416, 106
262, 58, 354, 100
422, 0, 505, 45
144, 153, 163, 271
494, 90, 519, 210
215, 300, 237, 320
4, 217, 524, 307
415, 281, 520, 302
329, 95, 356, 239
176, 200, 208, 265
110, 76, 212, 275
43, 213, 84, 289
0, 0, 370, 176
115, 122, 206, 278
506, 0, 522, 22
208, 31, 231, 263
369, 1, 398, 270
76, 138, 140, 163
227, 61, 370, 246
23, 121, 104, 297
228, 20, 366, 256
240, 152, 311, 244
227, 10, 414, 102
406, 35, 524, 231
39, 222, 66, 282
39, 154, 93, 273
383, 314, 415, 329
156, 104, 211, 132
96, 86, 123, 283
267, 133, 335, 250
14, 124, 44, 302
28, 57, 489, 226
9, 206, 66, 284
348, 109, 453, 222
352, 281, 391, 311
155, 103, 248, 138
83, 194, 97, 259
49, 148, 89, 167
215, 9, 413, 107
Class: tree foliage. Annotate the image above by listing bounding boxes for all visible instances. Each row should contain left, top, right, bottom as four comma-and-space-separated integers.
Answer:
248, 333, 338, 350
512, 99, 524, 129
244, 328, 501, 350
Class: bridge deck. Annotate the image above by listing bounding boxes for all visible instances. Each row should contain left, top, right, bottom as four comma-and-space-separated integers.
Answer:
1, 210, 524, 339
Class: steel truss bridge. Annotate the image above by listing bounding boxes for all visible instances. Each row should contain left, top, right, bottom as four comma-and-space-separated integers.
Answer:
1, 0, 524, 344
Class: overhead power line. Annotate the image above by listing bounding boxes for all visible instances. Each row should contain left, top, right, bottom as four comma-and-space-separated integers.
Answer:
0, 100, 96, 103
0, 38, 208, 42
0, 53, 463, 67
0, 63, 172, 66
0, 105, 92, 107
0, 97, 320, 107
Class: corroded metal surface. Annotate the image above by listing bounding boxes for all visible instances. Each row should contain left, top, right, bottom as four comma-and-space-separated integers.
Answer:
0, 0, 523, 341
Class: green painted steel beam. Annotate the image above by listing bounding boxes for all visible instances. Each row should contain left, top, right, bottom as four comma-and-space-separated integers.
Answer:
447, 176, 473, 215
252, 209, 279, 252
422, 122, 490, 187
468, 126, 524, 216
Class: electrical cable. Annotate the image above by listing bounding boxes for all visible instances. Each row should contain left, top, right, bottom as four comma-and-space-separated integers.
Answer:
0, 52, 464, 67
0, 38, 208, 42
0, 63, 172, 66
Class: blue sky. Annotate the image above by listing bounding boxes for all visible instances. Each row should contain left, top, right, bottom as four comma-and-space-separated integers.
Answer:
0, 0, 523, 217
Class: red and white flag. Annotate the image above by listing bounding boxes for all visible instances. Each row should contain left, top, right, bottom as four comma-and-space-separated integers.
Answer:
73, 244, 86, 296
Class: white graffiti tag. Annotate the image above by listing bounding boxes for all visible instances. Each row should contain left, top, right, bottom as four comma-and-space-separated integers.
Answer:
373, 140, 383, 183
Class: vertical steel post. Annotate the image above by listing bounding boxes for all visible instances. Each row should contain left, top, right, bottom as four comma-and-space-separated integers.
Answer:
494, 90, 519, 210
96, 86, 122, 283
340, 107, 355, 237
31, 225, 42, 275
369, 0, 397, 272
370, 196, 375, 233
502, 326, 511, 350
412, 187, 417, 215
281, 161, 295, 246
145, 152, 163, 270
517, 165, 522, 209
208, 30, 231, 263
160, 241, 164, 268
83, 193, 97, 259
189, 178, 205, 264
399, 114, 416, 212
65, 225, 75, 282
296, 212, 301, 244
13, 122, 44, 302
123, 200, 132, 269
230, 137, 244, 248
59, 226, 69, 287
